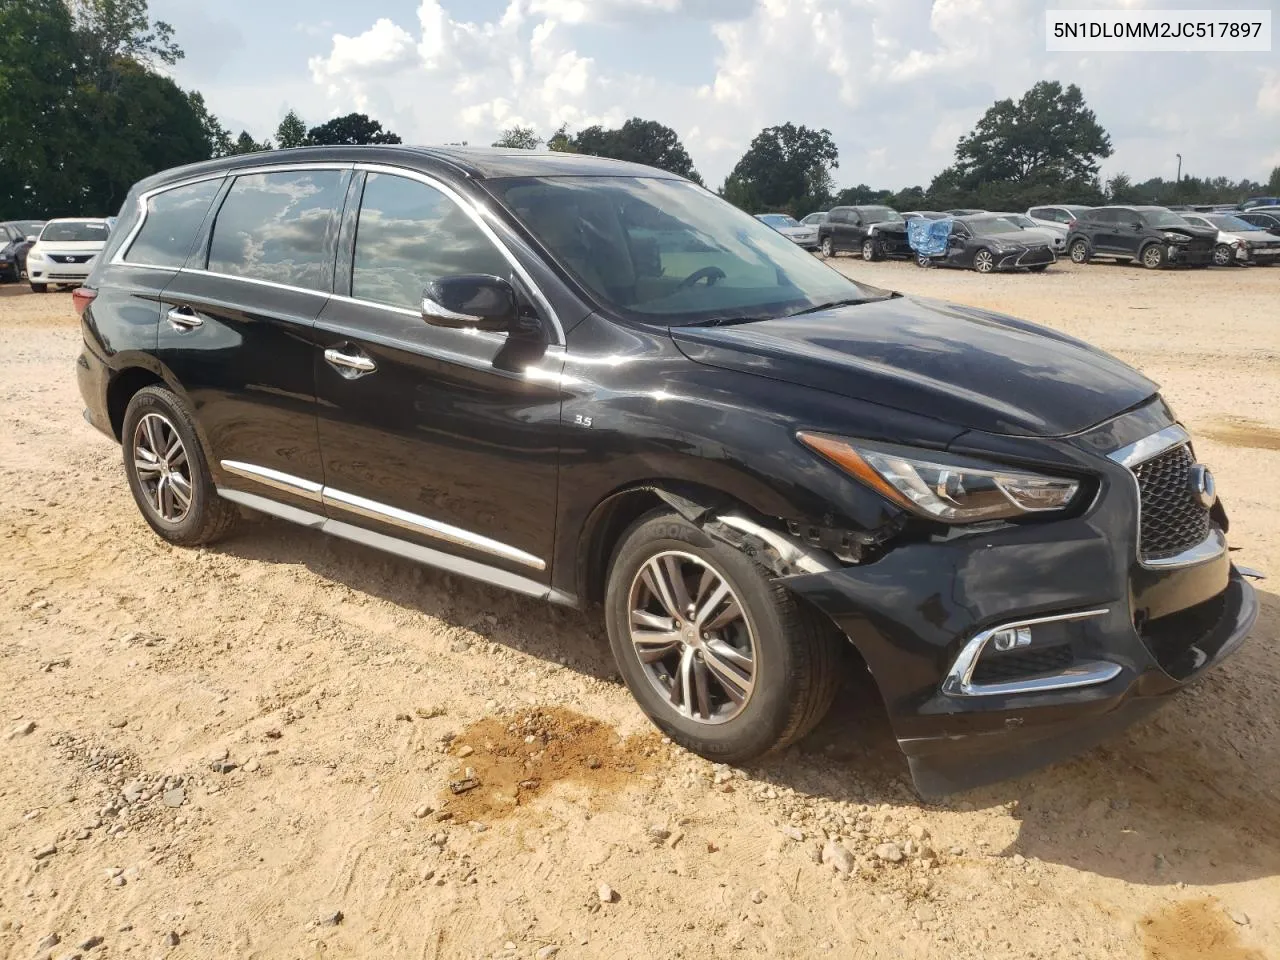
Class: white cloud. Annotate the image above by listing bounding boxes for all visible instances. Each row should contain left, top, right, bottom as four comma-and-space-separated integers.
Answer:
301, 0, 1280, 190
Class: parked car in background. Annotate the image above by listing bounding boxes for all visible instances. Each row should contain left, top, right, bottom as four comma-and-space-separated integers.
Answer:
1240, 197, 1280, 210
817, 205, 910, 260
1066, 206, 1216, 269
75, 145, 1256, 795
26, 218, 112, 292
755, 213, 819, 250
1237, 209, 1280, 236
1026, 204, 1092, 233
995, 212, 1067, 254
799, 211, 828, 228
901, 211, 947, 221
1180, 213, 1280, 266
944, 208, 985, 216
0, 220, 43, 281
919, 214, 1057, 273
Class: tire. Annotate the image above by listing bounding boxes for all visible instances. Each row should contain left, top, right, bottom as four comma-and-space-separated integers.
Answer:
604, 511, 842, 763
915, 254, 932, 268
1028, 264, 1049, 273
30, 283, 48, 293
973, 248, 995, 274
1212, 243, 1234, 267
1140, 243, 1167, 270
1069, 239, 1091, 264
121, 385, 239, 546
861, 237, 881, 262
820, 237, 835, 259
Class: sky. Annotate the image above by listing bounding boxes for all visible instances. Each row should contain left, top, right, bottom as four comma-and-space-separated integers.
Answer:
150, 0, 1280, 192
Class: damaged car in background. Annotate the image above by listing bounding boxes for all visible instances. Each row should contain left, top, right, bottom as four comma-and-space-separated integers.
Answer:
76, 146, 1259, 796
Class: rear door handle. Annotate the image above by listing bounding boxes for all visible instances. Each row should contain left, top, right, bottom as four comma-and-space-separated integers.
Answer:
166, 305, 203, 330
324, 346, 377, 378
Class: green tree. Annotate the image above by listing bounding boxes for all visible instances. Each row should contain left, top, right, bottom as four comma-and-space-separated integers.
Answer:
67, 0, 182, 87
1268, 166, 1280, 194
721, 123, 838, 216
306, 113, 402, 146
1106, 172, 1138, 203
952, 81, 1112, 194
546, 124, 574, 153
230, 131, 271, 154
493, 125, 542, 150
275, 110, 308, 149
565, 118, 701, 182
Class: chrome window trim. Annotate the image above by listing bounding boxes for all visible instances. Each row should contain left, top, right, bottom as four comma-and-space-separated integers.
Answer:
219, 460, 544, 571
325, 292, 506, 345
942, 608, 1115, 698
1108, 424, 1227, 570
111, 171, 229, 267
352, 162, 565, 346
178, 266, 333, 299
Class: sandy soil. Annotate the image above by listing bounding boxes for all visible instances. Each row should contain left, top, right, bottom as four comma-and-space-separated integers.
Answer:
0, 259, 1277, 960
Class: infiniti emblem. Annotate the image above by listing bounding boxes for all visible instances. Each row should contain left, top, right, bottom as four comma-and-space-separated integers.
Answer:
1188, 464, 1217, 509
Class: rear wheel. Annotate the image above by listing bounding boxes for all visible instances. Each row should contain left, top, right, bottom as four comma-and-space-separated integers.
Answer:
861, 238, 881, 262
1140, 243, 1167, 270
122, 386, 239, 546
605, 511, 842, 763
973, 248, 995, 274
1069, 239, 1091, 264
820, 236, 835, 259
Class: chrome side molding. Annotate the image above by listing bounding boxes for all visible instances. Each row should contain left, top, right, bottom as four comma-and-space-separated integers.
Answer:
1236, 566, 1266, 581
942, 608, 1117, 698
1108, 425, 1190, 469
219, 461, 544, 571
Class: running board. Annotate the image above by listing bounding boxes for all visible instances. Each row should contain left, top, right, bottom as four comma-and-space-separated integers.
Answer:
217, 487, 570, 604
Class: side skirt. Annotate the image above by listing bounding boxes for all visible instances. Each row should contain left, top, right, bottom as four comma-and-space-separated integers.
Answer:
217, 488, 577, 606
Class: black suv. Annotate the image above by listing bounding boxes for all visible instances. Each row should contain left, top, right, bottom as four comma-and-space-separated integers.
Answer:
1066, 206, 1217, 269
76, 147, 1257, 796
817, 205, 910, 261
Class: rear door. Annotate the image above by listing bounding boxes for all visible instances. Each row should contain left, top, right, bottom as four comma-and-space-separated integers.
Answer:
1089, 209, 1122, 254
311, 167, 563, 582
156, 165, 351, 512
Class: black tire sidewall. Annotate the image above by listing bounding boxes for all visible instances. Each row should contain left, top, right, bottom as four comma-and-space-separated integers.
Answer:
604, 513, 803, 761
121, 386, 217, 543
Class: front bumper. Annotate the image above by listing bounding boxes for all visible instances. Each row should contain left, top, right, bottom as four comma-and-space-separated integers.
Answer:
782, 405, 1257, 796
1167, 245, 1214, 266
28, 259, 94, 283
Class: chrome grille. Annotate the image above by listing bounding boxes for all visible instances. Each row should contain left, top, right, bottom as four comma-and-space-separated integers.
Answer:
1133, 444, 1211, 561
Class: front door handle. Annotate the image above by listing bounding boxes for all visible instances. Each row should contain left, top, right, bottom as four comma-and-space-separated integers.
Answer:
166, 305, 203, 331
324, 346, 377, 378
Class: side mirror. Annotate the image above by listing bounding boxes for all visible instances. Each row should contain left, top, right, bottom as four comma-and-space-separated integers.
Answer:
1131, 221, 1144, 230
421, 275, 519, 332
25, 236, 38, 243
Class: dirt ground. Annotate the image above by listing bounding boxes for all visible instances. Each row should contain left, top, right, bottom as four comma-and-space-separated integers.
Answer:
1, 259, 1277, 960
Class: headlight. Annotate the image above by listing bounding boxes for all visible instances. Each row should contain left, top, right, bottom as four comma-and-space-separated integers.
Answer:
27, 250, 45, 262
797, 433, 1081, 523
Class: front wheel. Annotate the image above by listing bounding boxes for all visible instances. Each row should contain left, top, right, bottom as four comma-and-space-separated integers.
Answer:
973, 248, 995, 273
820, 237, 835, 259
30, 283, 48, 293
915, 254, 932, 268
861, 238, 881, 262
1212, 243, 1234, 267
1140, 243, 1167, 270
122, 386, 240, 546
604, 511, 842, 763
1069, 239, 1091, 264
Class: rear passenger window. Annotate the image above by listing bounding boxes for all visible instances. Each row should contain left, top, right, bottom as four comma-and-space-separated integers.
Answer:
351, 173, 509, 311
207, 170, 345, 292
124, 179, 222, 268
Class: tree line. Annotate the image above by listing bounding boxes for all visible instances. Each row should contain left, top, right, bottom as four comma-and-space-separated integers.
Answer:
3, 2, 1277, 222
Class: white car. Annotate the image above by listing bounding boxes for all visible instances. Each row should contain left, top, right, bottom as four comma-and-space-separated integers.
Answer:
755, 213, 819, 250
1181, 213, 1280, 266
995, 212, 1067, 254
26, 218, 112, 292
1026, 204, 1093, 236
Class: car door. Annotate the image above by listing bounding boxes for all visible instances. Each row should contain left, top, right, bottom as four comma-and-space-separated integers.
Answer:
1113, 210, 1147, 257
1088, 209, 1122, 255
156, 165, 350, 512
311, 166, 563, 585
945, 223, 972, 267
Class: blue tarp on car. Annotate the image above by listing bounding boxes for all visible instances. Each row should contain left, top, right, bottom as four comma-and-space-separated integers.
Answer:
907, 217, 953, 257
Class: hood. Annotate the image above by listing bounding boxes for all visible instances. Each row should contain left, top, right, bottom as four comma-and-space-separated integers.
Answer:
671, 295, 1157, 438
31, 240, 106, 256
1158, 225, 1217, 241
1225, 229, 1279, 244
777, 225, 816, 237
982, 229, 1053, 246
868, 221, 907, 234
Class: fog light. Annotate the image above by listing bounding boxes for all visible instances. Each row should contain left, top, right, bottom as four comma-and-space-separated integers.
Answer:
990, 626, 1032, 652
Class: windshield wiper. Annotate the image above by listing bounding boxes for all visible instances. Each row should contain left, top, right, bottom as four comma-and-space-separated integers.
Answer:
786, 292, 900, 318
696, 315, 778, 328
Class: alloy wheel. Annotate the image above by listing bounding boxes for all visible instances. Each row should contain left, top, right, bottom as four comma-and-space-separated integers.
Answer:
821, 238, 834, 258
1070, 241, 1089, 263
974, 250, 995, 273
131, 412, 193, 523
1213, 244, 1232, 267
862, 239, 876, 261
627, 551, 756, 724
1142, 246, 1163, 269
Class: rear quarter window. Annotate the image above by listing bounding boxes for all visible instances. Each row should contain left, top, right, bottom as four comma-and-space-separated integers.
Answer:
123, 179, 223, 268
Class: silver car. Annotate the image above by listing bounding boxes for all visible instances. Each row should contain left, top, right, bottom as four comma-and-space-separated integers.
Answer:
755, 213, 819, 250
998, 212, 1067, 254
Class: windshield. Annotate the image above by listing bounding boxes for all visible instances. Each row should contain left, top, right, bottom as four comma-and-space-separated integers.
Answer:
1142, 211, 1191, 229
40, 220, 110, 242
758, 214, 799, 228
967, 216, 1024, 236
1208, 215, 1254, 231
859, 207, 903, 224
1004, 215, 1035, 228
12, 220, 44, 237
490, 176, 871, 325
